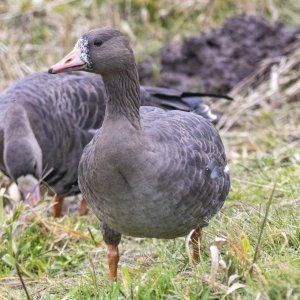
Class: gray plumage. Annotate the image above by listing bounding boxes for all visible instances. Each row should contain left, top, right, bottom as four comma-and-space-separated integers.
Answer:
49, 27, 230, 240
0, 71, 225, 200
80, 108, 230, 238
0, 72, 104, 197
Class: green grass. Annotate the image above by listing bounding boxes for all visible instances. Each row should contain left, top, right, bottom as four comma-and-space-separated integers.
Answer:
0, 99, 299, 299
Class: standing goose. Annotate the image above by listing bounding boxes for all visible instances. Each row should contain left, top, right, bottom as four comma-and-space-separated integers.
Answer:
1, 72, 230, 217
50, 27, 230, 279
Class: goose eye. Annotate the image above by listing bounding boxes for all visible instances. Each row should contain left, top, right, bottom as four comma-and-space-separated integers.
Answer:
94, 40, 103, 47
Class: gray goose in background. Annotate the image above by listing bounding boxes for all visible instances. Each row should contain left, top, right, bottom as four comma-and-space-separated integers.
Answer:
0, 72, 104, 216
0, 72, 231, 217
49, 27, 230, 279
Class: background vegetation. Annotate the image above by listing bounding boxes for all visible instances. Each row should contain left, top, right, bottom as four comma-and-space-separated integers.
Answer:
0, 0, 300, 299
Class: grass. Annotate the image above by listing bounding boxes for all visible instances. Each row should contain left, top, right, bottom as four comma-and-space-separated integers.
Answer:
0, 98, 299, 299
0, 0, 300, 299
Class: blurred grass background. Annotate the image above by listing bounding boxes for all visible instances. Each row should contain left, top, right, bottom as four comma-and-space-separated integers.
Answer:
0, 0, 300, 299
1, 0, 300, 90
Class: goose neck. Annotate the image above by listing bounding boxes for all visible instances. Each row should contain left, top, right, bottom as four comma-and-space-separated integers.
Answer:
3, 105, 33, 140
102, 67, 141, 128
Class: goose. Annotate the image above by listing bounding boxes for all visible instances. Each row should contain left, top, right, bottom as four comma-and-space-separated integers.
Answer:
0, 72, 104, 217
0, 72, 230, 217
49, 27, 230, 279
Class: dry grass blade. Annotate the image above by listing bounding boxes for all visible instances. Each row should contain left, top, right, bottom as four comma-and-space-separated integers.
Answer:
232, 178, 288, 193
36, 218, 100, 244
225, 282, 246, 296
185, 229, 194, 265
198, 236, 242, 294
209, 244, 219, 286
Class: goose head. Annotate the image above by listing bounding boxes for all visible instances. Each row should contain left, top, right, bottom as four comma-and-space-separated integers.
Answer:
4, 136, 42, 207
49, 27, 135, 76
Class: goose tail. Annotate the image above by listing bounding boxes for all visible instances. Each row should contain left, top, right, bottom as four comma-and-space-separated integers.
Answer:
141, 86, 233, 122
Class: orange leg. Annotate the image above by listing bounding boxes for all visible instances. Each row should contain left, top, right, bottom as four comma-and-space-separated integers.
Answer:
52, 195, 64, 218
79, 198, 89, 216
191, 227, 203, 263
107, 244, 119, 280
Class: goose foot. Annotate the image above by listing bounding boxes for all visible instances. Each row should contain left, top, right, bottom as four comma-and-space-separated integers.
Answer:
191, 226, 203, 263
79, 198, 89, 216
52, 195, 64, 218
100, 223, 122, 280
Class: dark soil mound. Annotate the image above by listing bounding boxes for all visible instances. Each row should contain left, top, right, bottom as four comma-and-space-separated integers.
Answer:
139, 15, 300, 93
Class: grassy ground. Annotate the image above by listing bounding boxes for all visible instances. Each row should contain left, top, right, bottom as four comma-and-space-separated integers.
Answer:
0, 0, 300, 299
1, 98, 299, 299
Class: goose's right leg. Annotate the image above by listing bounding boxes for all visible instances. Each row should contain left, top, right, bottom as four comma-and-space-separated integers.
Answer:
79, 198, 89, 215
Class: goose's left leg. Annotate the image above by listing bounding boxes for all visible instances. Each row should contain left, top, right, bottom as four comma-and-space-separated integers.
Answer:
100, 223, 122, 280
79, 198, 89, 215
191, 226, 203, 263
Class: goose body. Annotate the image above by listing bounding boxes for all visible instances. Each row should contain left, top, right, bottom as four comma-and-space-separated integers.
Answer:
49, 27, 230, 278
0, 72, 104, 205
80, 107, 229, 238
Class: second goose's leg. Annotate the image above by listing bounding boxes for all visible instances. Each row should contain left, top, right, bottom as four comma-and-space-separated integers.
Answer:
100, 223, 122, 280
52, 195, 64, 218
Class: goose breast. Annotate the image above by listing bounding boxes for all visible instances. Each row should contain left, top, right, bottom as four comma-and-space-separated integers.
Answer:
79, 107, 229, 238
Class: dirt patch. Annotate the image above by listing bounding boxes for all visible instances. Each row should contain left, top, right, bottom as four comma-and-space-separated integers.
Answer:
139, 15, 300, 93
